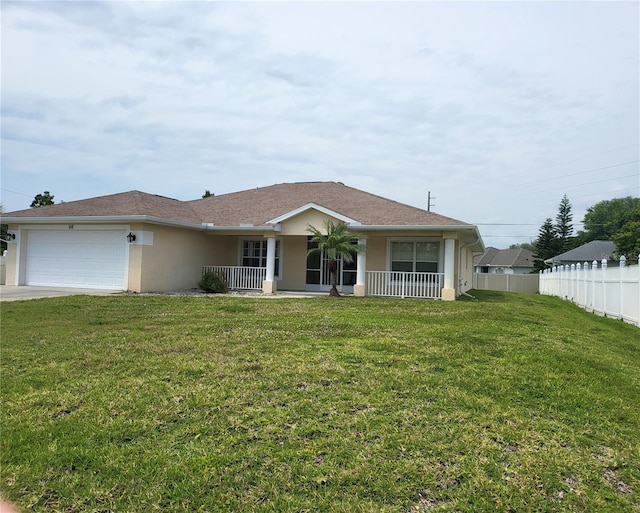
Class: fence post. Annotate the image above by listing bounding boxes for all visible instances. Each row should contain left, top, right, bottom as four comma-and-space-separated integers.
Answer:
592, 260, 598, 314
576, 263, 582, 306
583, 261, 589, 311
601, 259, 607, 317
558, 266, 562, 297
619, 255, 626, 321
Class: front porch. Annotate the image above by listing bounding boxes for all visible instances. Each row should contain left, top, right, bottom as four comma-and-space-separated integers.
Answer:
202, 230, 462, 300
203, 265, 447, 299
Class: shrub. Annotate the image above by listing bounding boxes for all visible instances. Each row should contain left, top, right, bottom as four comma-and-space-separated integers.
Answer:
198, 271, 229, 293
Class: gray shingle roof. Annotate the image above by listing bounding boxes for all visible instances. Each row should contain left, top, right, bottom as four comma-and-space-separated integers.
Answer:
474, 247, 534, 268
545, 240, 616, 264
5, 182, 471, 228
474, 247, 499, 266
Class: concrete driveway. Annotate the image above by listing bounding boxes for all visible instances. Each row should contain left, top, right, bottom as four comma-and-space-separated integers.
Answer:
0, 285, 122, 302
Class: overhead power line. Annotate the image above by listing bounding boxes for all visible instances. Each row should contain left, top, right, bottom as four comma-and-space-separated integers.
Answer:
516, 143, 639, 177
0, 188, 32, 198
510, 160, 639, 188
529, 172, 639, 195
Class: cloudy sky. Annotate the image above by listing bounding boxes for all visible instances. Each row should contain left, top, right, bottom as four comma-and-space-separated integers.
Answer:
2, 1, 638, 248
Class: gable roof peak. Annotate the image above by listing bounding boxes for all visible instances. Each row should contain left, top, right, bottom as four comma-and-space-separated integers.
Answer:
189, 181, 471, 227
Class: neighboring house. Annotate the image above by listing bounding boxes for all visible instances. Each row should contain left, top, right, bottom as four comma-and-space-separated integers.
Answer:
474, 247, 534, 275
2, 182, 484, 300
544, 240, 617, 268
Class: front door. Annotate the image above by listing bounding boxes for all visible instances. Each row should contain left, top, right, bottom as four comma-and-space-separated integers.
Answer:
305, 239, 356, 293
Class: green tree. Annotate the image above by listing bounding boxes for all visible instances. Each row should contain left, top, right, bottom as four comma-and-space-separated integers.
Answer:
202, 190, 213, 198
307, 220, 364, 297
576, 196, 640, 244
611, 213, 640, 262
532, 218, 558, 273
31, 191, 54, 208
555, 194, 574, 252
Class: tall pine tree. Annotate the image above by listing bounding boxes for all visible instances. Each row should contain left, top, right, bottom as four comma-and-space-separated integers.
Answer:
555, 194, 573, 252
533, 218, 558, 273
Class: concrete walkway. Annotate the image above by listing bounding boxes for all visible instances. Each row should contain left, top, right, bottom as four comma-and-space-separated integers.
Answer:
0, 286, 122, 302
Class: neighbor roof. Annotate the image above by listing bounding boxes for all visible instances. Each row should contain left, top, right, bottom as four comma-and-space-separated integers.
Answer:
4, 182, 470, 228
474, 247, 534, 268
545, 240, 616, 265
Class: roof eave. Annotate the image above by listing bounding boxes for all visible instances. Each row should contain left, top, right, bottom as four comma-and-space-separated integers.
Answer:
1, 214, 287, 233
357, 224, 484, 250
356, 224, 475, 231
2, 215, 205, 230
202, 224, 279, 233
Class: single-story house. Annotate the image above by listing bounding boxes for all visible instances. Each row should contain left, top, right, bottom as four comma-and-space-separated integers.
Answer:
474, 247, 534, 275
544, 240, 617, 268
2, 182, 484, 300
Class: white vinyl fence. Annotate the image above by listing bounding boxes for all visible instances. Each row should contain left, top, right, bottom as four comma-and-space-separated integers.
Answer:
539, 255, 640, 327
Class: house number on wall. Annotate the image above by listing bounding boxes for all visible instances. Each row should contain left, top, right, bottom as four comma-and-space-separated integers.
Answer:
69, 225, 74, 229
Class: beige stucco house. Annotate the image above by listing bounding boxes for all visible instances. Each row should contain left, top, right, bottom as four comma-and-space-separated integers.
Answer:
2, 182, 484, 300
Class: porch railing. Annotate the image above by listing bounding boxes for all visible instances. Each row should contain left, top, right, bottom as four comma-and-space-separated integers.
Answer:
203, 266, 265, 291
366, 271, 444, 299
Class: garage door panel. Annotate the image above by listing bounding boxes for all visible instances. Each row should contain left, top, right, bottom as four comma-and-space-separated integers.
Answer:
26, 230, 127, 290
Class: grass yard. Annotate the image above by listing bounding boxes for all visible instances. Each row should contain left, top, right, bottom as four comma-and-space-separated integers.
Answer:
0, 291, 638, 512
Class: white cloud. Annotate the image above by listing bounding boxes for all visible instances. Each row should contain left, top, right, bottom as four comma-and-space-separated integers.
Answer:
1, 1, 638, 247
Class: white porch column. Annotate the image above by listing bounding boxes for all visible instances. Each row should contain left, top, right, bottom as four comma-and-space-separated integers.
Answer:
442, 238, 456, 301
262, 236, 277, 294
354, 238, 367, 297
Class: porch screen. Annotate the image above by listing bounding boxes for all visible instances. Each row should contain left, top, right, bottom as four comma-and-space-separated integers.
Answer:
391, 241, 439, 273
242, 240, 280, 277
306, 238, 357, 286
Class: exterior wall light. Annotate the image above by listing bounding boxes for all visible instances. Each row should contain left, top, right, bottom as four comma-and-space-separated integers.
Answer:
126, 232, 136, 243
6, 233, 15, 240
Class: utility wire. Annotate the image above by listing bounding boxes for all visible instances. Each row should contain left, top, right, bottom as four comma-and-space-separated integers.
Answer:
509, 143, 639, 179
528, 172, 638, 195
508, 160, 639, 188
499, 186, 639, 208
0, 188, 32, 198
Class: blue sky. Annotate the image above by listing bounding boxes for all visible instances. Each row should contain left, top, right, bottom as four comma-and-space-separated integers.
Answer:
1, 1, 638, 248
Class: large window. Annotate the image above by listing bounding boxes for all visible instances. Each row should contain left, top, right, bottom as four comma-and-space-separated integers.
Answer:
241, 239, 280, 277
391, 241, 440, 273
306, 237, 357, 288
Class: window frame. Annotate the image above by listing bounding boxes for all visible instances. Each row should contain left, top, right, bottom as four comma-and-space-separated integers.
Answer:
305, 236, 358, 289
387, 238, 443, 274
238, 237, 282, 279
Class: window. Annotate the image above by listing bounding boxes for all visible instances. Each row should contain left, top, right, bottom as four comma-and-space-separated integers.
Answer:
391, 241, 439, 273
306, 237, 357, 287
241, 239, 280, 277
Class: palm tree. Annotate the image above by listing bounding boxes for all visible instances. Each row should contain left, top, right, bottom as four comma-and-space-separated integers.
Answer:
307, 220, 365, 297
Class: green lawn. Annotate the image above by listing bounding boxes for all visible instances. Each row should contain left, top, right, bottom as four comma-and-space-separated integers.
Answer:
1, 291, 638, 512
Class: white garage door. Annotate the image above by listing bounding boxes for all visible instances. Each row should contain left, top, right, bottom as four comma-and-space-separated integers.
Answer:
26, 230, 127, 290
